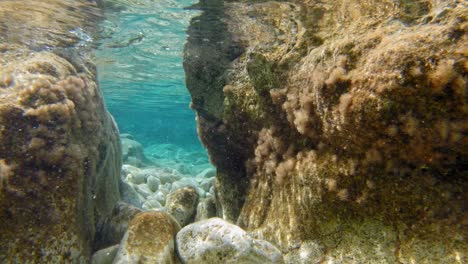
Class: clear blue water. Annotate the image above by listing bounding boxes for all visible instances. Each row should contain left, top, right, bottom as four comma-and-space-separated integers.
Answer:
95, 0, 205, 153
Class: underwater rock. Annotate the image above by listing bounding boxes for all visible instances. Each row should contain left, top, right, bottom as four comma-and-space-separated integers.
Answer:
196, 167, 216, 178
121, 137, 153, 167
138, 167, 182, 185
94, 202, 142, 251
0, 1, 121, 262
184, 0, 467, 262
119, 179, 144, 208
147, 175, 160, 192
199, 177, 215, 192
122, 164, 142, 178
176, 218, 284, 264
166, 187, 199, 227
195, 197, 217, 222
113, 211, 181, 264
134, 184, 152, 199
91, 245, 119, 264
142, 199, 163, 211
150, 190, 168, 206
171, 177, 199, 193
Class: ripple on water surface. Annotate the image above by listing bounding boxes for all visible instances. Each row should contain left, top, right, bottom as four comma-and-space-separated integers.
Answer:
95, 0, 204, 149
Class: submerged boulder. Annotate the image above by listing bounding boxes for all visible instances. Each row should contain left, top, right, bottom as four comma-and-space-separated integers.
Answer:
119, 179, 144, 208
166, 187, 199, 227
121, 137, 148, 167
0, 1, 121, 262
113, 211, 181, 264
94, 202, 142, 251
184, 0, 467, 262
176, 218, 283, 264
195, 197, 217, 221
91, 245, 119, 264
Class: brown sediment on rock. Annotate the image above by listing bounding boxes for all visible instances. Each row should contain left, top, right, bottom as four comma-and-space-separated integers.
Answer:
184, 0, 467, 262
0, 1, 121, 263
113, 211, 181, 264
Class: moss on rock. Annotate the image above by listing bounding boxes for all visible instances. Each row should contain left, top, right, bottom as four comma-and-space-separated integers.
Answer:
0, 1, 121, 262
184, 0, 467, 262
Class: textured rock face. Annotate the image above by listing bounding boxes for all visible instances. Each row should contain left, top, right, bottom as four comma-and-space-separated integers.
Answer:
166, 187, 199, 227
195, 197, 217, 221
91, 245, 119, 264
176, 218, 284, 264
121, 137, 153, 167
0, 1, 122, 262
113, 211, 181, 264
185, 0, 467, 262
94, 202, 142, 251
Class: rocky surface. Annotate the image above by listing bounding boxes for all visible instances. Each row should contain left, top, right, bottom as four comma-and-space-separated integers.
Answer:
119, 136, 217, 225
121, 135, 154, 167
0, 0, 122, 262
94, 202, 142, 251
113, 211, 181, 264
185, 0, 467, 262
176, 218, 284, 264
166, 187, 199, 227
91, 245, 119, 264
195, 197, 217, 222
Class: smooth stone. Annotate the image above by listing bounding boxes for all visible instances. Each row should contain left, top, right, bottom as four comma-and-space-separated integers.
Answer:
170, 178, 198, 193
121, 164, 141, 178
159, 183, 171, 195
125, 156, 144, 168
147, 175, 160, 192
113, 211, 181, 264
176, 218, 284, 264
94, 202, 142, 251
119, 180, 144, 208
197, 187, 206, 198
138, 167, 182, 184
142, 199, 163, 211
91, 245, 119, 264
158, 172, 182, 184
195, 197, 217, 222
200, 177, 214, 192
196, 167, 216, 178
150, 191, 167, 206
129, 171, 147, 184
135, 184, 152, 199
166, 187, 199, 227
121, 137, 145, 163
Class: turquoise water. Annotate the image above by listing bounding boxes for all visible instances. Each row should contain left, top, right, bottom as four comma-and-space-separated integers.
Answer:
95, 0, 203, 152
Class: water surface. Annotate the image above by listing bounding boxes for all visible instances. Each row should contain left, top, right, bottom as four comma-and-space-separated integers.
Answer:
95, 0, 204, 153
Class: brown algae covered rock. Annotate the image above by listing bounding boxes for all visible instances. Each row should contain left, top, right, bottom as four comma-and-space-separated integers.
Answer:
184, 0, 467, 262
166, 186, 200, 227
0, 0, 122, 262
113, 211, 181, 264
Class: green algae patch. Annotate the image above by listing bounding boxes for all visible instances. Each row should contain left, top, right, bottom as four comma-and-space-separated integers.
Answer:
247, 53, 279, 94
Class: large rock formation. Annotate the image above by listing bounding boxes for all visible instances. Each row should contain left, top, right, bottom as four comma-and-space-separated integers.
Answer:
185, 0, 467, 262
0, 1, 121, 262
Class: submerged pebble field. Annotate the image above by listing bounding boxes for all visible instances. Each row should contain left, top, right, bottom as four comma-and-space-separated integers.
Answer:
94, 0, 216, 213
